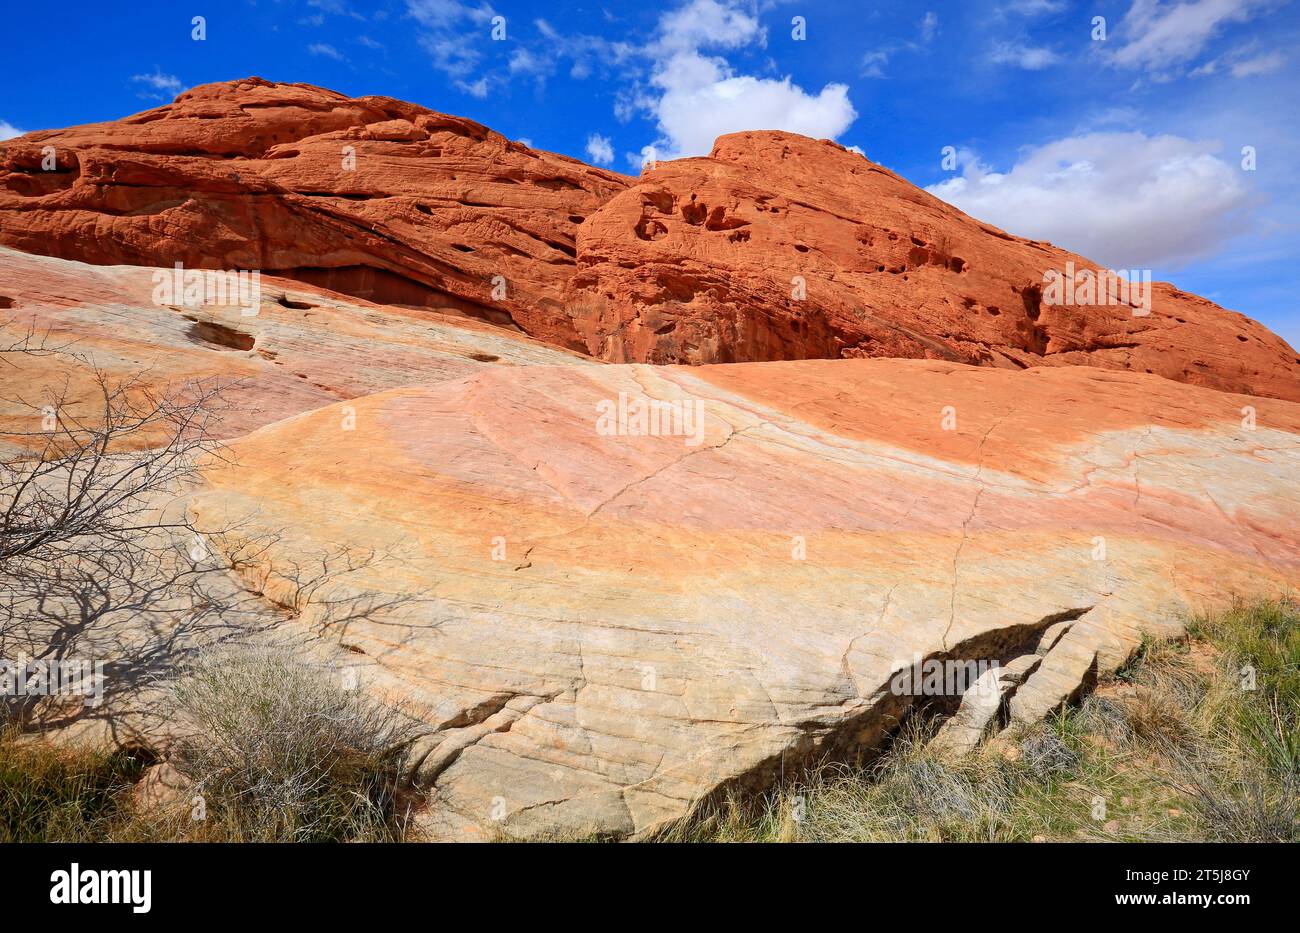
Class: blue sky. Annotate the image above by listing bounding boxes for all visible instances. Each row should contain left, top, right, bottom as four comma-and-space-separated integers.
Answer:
2, 0, 1298, 348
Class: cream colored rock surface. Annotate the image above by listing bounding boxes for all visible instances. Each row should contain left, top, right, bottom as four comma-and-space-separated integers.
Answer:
190, 358, 1300, 839
0, 246, 593, 451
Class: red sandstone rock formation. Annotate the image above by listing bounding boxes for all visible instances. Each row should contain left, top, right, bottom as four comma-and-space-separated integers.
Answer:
571, 131, 1300, 402
3, 81, 1299, 842
0, 77, 627, 352
2, 78, 1297, 400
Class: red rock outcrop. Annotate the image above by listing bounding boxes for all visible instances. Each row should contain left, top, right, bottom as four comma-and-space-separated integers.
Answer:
0, 77, 627, 352
571, 131, 1300, 401
2, 79, 1297, 400
11, 248, 1298, 835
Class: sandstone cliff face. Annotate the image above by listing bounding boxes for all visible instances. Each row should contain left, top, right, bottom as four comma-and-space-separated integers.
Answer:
571, 131, 1300, 403
2, 79, 1297, 400
0, 77, 628, 352
189, 359, 1300, 839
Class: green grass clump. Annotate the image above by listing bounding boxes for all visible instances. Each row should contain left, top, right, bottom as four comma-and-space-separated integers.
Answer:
0, 728, 147, 842
671, 597, 1298, 843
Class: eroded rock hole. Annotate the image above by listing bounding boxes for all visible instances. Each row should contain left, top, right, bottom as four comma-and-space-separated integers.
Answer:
681, 195, 707, 226
704, 206, 750, 232
1022, 284, 1043, 321
185, 318, 256, 351
643, 191, 675, 214
635, 217, 668, 241
534, 177, 583, 191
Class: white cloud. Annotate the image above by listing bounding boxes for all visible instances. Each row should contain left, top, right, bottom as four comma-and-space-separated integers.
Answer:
1000, 0, 1067, 15
859, 11, 946, 80
308, 43, 345, 60
129, 69, 185, 102
1194, 45, 1287, 78
585, 133, 615, 165
307, 0, 353, 14
1111, 0, 1271, 74
1230, 50, 1285, 76
861, 49, 891, 78
649, 64, 857, 159
423, 34, 482, 78
408, 0, 496, 79
0, 120, 23, 141
927, 131, 1250, 268
457, 77, 489, 98
920, 12, 939, 43
130, 68, 184, 98
404, 0, 854, 162
522, 17, 633, 83
1072, 106, 1142, 132
408, 3, 631, 96
989, 42, 1061, 69
638, 0, 857, 160
648, 0, 763, 57
408, 0, 493, 30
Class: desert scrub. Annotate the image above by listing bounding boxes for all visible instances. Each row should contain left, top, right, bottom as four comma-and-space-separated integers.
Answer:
1174, 598, 1300, 840
0, 727, 147, 842
671, 597, 1298, 843
167, 647, 424, 842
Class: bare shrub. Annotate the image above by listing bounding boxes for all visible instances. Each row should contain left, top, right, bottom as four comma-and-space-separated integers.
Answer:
1, 368, 226, 570
0, 351, 247, 730
169, 647, 423, 841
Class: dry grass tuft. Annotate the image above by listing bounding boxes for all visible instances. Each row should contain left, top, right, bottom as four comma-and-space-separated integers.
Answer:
668, 597, 1299, 843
